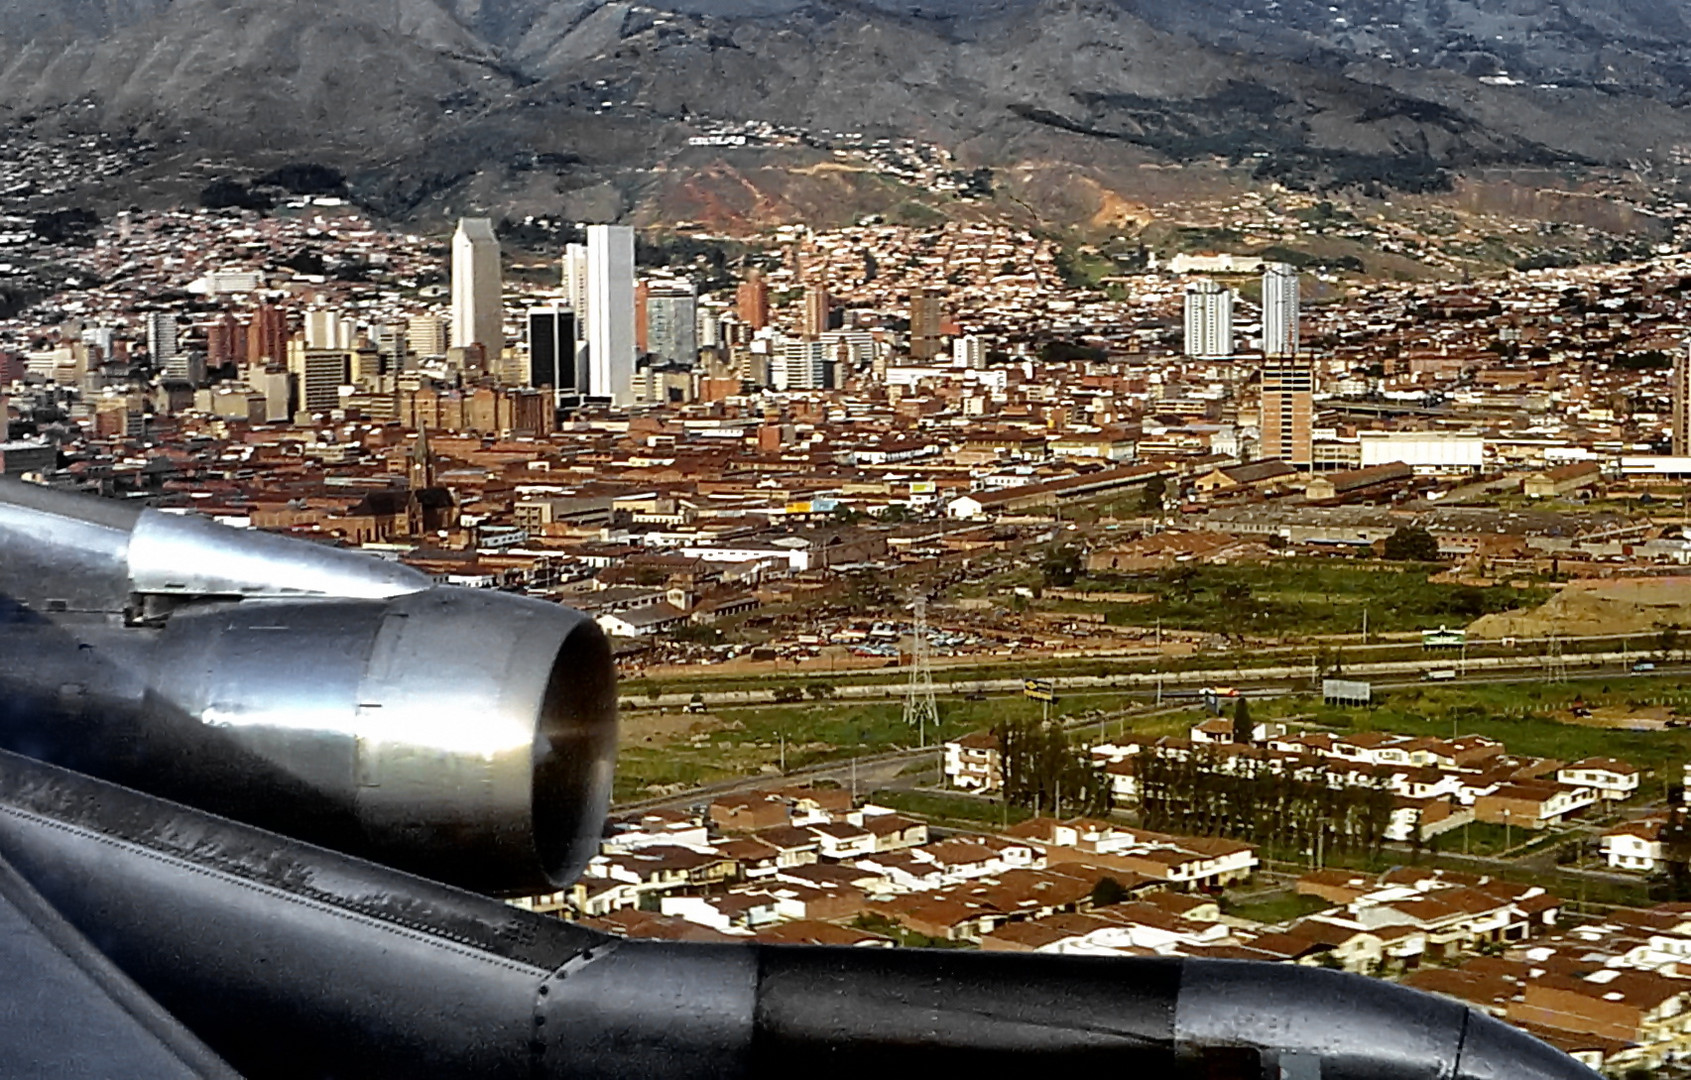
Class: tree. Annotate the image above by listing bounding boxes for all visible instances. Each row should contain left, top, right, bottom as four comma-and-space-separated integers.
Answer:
1090, 876, 1130, 907
669, 623, 723, 645
840, 570, 894, 614
1232, 697, 1253, 745
992, 717, 1111, 817
1382, 526, 1441, 562
1138, 475, 1167, 514
1443, 586, 1489, 619
1041, 546, 1082, 589
1161, 565, 1199, 602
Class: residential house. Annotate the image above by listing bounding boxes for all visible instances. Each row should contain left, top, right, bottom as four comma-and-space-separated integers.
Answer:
1602, 819, 1666, 873
944, 731, 1003, 792
1558, 758, 1641, 802
1474, 781, 1598, 829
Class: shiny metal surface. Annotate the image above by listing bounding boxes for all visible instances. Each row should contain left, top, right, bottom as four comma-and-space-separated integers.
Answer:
0, 477, 428, 607
0, 479, 136, 614
0, 751, 1602, 1080
128, 508, 430, 599
0, 480, 618, 894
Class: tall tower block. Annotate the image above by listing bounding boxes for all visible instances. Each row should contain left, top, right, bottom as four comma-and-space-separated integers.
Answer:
586, 225, 636, 407
1262, 262, 1300, 357
451, 218, 503, 357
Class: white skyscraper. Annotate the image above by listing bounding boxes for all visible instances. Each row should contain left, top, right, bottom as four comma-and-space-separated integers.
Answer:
1183, 279, 1234, 359
1262, 261, 1300, 357
777, 339, 830, 391
586, 225, 636, 406
952, 335, 985, 370
562, 243, 590, 332
451, 218, 503, 358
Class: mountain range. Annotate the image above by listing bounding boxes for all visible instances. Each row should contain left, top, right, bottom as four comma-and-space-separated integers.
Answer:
1, 0, 1689, 231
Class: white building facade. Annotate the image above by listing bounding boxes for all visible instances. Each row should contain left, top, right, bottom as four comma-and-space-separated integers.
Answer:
1183, 279, 1233, 359
586, 224, 636, 407
450, 217, 503, 357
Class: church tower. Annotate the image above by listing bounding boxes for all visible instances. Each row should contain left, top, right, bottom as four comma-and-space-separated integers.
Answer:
409, 424, 435, 491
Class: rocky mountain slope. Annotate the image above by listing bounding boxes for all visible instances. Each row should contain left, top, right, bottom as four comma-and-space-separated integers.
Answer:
0, 0, 1687, 229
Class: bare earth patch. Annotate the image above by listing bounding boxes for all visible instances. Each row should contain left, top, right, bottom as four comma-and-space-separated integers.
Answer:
620, 712, 735, 747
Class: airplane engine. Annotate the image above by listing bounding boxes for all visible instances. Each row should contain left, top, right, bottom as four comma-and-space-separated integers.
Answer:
0, 479, 618, 895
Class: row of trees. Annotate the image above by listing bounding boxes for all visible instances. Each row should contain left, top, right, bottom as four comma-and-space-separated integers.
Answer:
991, 717, 1112, 818
1137, 745, 1397, 857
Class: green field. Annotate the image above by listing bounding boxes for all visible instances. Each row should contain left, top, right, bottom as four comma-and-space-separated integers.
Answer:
869, 788, 1035, 830
1220, 892, 1333, 926
1261, 679, 1691, 781
612, 690, 1192, 802
1067, 560, 1552, 638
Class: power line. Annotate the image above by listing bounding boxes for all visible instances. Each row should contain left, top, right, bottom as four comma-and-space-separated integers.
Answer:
1546, 633, 1568, 684
903, 594, 939, 748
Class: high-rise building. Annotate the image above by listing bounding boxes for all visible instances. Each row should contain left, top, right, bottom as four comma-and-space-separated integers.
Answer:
146, 313, 181, 375
634, 281, 650, 355
909, 288, 946, 361
451, 218, 503, 356
1184, 279, 1234, 359
562, 243, 590, 326
248, 304, 289, 365
407, 315, 448, 359
1675, 343, 1691, 457
737, 269, 769, 330
697, 304, 723, 353
374, 325, 410, 372
206, 314, 244, 371
586, 224, 636, 407
802, 285, 831, 339
1261, 361, 1314, 467
305, 310, 354, 351
246, 365, 292, 422
171, 351, 208, 387
777, 340, 830, 391
289, 344, 350, 415
527, 304, 579, 405
952, 335, 985, 370
645, 281, 698, 366
1262, 262, 1300, 357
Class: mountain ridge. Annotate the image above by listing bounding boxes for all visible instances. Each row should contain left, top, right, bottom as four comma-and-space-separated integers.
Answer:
0, 0, 1686, 230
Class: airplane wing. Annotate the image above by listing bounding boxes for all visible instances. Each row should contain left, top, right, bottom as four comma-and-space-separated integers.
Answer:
0, 849, 235, 1080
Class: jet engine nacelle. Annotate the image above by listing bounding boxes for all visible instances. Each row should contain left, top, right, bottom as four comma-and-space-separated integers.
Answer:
0, 479, 617, 895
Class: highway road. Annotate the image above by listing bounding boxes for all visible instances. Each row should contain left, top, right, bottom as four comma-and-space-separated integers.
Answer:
626, 652, 1691, 711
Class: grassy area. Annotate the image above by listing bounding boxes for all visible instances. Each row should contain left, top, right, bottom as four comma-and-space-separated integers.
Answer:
1221, 892, 1333, 926
1259, 679, 1691, 780
1261, 844, 1658, 909
612, 691, 1190, 801
1070, 560, 1551, 638
870, 788, 1035, 830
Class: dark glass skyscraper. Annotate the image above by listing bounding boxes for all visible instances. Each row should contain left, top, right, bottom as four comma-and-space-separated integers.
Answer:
527, 305, 578, 402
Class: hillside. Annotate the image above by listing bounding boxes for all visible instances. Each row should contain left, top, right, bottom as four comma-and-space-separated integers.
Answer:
0, 0, 1687, 230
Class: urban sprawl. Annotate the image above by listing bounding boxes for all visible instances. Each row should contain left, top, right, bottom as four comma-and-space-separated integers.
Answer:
15, 193, 1691, 1075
